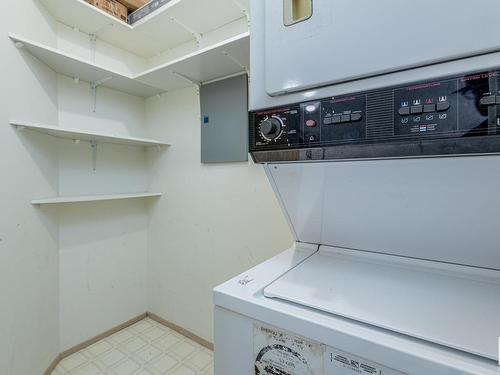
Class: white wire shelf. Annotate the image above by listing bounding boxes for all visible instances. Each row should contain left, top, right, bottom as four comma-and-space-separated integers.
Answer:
10, 120, 170, 148
32, 192, 162, 205
38, 0, 249, 58
10, 32, 249, 97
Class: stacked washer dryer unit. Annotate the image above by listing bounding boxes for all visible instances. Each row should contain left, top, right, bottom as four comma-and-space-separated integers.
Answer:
214, 1, 500, 374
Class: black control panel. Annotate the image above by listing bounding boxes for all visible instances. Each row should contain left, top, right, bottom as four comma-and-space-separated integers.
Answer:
249, 69, 500, 162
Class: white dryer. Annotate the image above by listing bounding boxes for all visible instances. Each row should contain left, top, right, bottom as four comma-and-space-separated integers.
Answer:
214, 1, 500, 374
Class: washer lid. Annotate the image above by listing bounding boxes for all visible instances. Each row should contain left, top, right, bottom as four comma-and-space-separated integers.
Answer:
265, 156, 500, 270
264, 246, 500, 361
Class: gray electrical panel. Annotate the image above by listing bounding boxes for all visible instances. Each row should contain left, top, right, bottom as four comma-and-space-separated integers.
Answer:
200, 75, 248, 163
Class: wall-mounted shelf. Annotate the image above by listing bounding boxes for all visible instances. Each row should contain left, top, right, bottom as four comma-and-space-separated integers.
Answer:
32, 192, 162, 205
10, 120, 169, 147
137, 32, 249, 90
38, 0, 249, 57
10, 32, 249, 96
9, 34, 167, 97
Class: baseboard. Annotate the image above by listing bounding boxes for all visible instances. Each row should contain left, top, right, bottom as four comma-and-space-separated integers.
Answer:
43, 312, 146, 375
43, 354, 61, 375
147, 312, 214, 351
43, 311, 213, 374
59, 313, 148, 360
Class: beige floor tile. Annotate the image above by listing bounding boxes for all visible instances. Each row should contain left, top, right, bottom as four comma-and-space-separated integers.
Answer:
122, 336, 148, 354
169, 341, 197, 360
150, 353, 179, 373
111, 357, 141, 375
70, 362, 101, 375
108, 330, 135, 345
169, 364, 197, 375
186, 350, 213, 370
86, 340, 113, 357
201, 366, 214, 375
129, 319, 154, 333
136, 344, 163, 363
154, 333, 183, 351
142, 326, 167, 341
135, 369, 156, 375
54, 318, 213, 375
99, 348, 127, 367
59, 352, 89, 372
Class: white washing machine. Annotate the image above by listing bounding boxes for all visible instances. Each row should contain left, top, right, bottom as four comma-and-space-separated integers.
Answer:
214, 1, 500, 374
214, 159, 500, 374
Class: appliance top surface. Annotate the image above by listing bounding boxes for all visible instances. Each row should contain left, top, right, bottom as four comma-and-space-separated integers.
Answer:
214, 244, 500, 373
265, 156, 500, 270
264, 246, 500, 361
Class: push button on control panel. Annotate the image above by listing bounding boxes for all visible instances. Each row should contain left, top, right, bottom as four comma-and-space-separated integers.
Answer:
436, 102, 450, 111
350, 113, 362, 122
341, 114, 351, 123
306, 119, 317, 127
423, 104, 436, 113
323, 113, 362, 125
307, 135, 317, 142
398, 107, 410, 116
399, 99, 451, 117
480, 95, 497, 106
410, 105, 423, 114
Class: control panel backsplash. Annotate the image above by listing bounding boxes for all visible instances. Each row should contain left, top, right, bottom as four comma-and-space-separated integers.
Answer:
249, 69, 500, 162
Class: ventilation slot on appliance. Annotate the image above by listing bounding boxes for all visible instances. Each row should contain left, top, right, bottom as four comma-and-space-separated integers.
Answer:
366, 91, 394, 140
283, 0, 313, 26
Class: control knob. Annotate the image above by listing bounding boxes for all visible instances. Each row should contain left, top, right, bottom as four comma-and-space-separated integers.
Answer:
260, 116, 283, 140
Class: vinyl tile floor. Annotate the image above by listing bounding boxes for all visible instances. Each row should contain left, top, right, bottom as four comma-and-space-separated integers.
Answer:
52, 318, 213, 375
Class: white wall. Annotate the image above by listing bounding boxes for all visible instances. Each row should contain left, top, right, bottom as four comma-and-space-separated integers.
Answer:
1, 2, 290, 369
58, 200, 149, 350
0, 1, 60, 374
57, 75, 150, 351
56, 23, 147, 76
145, 86, 293, 342
146, 17, 248, 68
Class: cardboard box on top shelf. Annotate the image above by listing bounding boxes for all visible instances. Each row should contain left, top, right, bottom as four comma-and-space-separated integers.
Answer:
118, 0, 149, 12
128, 0, 172, 24
86, 0, 128, 22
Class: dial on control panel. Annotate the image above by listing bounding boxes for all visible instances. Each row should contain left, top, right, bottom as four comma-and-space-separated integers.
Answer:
260, 116, 283, 140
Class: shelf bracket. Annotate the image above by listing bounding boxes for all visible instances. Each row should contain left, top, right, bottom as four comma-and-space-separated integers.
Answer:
89, 33, 98, 61
85, 23, 112, 60
222, 50, 249, 75
88, 23, 113, 61
231, 0, 250, 23
170, 16, 203, 47
90, 140, 98, 171
90, 76, 113, 112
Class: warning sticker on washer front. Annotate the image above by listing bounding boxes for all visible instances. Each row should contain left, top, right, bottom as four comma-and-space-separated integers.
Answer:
253, 324, 324, 375
330, 350, 381, 374
325, 347, 407, 375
